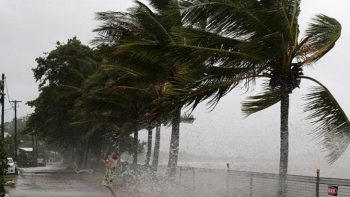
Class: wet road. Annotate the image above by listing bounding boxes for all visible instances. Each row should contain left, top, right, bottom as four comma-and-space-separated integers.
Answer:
6, 164, 140, 197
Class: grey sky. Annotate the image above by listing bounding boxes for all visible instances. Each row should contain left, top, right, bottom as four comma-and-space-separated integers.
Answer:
1, 0, 350, 177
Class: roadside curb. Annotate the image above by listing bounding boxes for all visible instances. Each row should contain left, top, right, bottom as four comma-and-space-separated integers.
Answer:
17, 167, 74, 175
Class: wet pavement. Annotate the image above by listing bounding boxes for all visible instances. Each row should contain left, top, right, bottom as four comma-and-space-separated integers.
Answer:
6, 164, 142, 197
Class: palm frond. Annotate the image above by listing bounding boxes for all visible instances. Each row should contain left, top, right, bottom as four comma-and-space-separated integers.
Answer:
180, 0, 272, 37
298, 14, 341, 64
114, 40, 264, 69
171, 26, 286, 63
180, 113, 195, 123
302, 76, 350, 163
175, 71, 258, 111
133, 1, 173, 43
278, 0, 301, 42
181, 0, 302, 43
101, 64, 142, 78
171, 26, 243, 49
149, 0, 172, 12
93, 11, 143, 45
241, 85, 281, 117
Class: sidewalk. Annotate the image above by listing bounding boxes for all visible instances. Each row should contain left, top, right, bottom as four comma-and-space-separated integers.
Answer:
6, 164, 171, 197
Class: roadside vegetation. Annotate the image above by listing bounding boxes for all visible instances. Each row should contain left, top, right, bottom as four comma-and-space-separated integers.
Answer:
21, 1, 350, 197
0, 141, 7, 197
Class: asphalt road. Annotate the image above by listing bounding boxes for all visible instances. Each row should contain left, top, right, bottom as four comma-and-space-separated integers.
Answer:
5, 164, 142, 197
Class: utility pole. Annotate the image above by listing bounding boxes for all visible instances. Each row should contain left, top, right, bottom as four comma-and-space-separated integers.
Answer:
0, 73, 5, 197
10, 100, 21, 161
35, 135, 38, 162
1, 73, 4, 139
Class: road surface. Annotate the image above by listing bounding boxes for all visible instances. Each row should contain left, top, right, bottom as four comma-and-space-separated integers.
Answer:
6, 164, 144, 197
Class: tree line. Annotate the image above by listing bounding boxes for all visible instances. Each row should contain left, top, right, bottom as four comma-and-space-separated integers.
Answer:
24, 1, 350, 196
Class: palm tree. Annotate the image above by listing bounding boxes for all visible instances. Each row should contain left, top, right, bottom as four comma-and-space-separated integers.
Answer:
145, 0, 350, 195
152, 123, 161, 170
93, 0, 196, 176
77, 65, 153, 166
145, 125, 153, 166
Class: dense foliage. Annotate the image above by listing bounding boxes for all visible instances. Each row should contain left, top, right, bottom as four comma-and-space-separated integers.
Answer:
26, 38, 143, 168
0, 140, 6, 197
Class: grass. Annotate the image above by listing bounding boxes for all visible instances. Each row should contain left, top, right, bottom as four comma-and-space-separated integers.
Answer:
4, 174, 16, 182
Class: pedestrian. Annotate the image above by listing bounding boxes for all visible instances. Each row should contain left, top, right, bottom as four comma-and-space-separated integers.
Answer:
102, 150, 120, 197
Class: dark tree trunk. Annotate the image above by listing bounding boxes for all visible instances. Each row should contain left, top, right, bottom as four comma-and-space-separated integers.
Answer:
35, 135, 38, 162
278, 91, 289, 197
94, 144, 102, 170
133, 129, 138, 166
31, 134, 35, 162
77, 142, 84, 168
71, 144, 75, 164
82, 139, 90, 168
145, 127, 153, 166
152, 123, 161, 171
168, 108, 181, 177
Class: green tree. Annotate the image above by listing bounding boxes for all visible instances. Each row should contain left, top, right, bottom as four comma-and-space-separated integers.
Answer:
26, 37, 101, 168
3, 117, 26, 157
140, 0, 350, 195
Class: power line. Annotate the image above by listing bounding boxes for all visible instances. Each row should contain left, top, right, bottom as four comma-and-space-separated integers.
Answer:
1, 73, 4, 139
4, 76, 14, 109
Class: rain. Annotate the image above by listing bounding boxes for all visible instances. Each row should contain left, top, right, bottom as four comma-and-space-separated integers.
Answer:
1, 1, 350, 197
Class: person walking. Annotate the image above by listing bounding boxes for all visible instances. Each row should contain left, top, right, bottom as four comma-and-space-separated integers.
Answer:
102, 151, 120, 197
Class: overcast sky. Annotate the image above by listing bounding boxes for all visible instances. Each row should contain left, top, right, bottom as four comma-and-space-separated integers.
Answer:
1, 0, 350, 177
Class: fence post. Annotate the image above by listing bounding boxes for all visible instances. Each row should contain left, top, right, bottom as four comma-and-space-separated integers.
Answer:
316, 169, 320, 197
192, 168, 196, 188
226, 163, 230, 197
250, 173, 253, 197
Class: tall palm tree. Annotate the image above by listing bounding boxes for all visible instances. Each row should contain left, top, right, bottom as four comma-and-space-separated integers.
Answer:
76, 64, 153, 166
93, 0, 198, 176
145, 0, 350, 195
145, 126, 153, 166
152, 122, 161, 170
151, 83, 168, 171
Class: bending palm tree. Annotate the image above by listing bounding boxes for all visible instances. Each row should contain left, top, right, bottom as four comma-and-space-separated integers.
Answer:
150, 1, 350, 196
76, 64, 153, 166
93, 0, 196, 176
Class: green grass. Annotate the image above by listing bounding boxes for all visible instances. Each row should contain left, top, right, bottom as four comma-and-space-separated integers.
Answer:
4, 174, 16, 182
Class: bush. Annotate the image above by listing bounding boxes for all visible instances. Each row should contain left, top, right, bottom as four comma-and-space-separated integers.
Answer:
0, 140, 7, 197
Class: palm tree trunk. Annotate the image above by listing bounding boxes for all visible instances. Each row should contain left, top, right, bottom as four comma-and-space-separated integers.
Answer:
35, 135, 38, 162
145, 127, 153, 166
168, 108, 181, 177
152, 123, 161, 171
71, 143, 75, 164
278, 91, 289, 197
77, 142, 85, 168
133, 129, 138, 166
82, 139, 90, 168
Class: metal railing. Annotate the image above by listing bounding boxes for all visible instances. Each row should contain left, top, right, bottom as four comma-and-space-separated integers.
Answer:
174, 166, 350, 197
